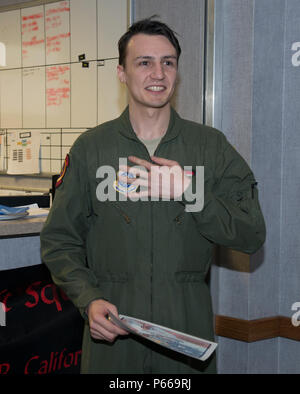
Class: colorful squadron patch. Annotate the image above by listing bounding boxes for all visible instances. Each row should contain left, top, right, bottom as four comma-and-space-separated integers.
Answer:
55, 154, 70, 188
113, 171, 138, 196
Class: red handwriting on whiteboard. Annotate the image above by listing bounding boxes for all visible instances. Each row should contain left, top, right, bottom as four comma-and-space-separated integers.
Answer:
22, 21, 38, 35
22, 12, 43, 21
46, 65, 70, 107
46, 2, 70, 17
46, 65, 70, 81
46, 32, 71, 55
45, 15, 62, 30
45, 2, 70, 56
47, 33, 70, 41
47, 87, 70, 106
22, 11, 44, 59
22, 37, 45, 47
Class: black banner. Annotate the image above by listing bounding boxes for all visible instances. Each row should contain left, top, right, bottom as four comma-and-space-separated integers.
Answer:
0, 264, 84, 375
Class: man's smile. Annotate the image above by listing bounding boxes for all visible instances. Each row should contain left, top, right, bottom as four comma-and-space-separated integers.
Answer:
145, 85, 166, 92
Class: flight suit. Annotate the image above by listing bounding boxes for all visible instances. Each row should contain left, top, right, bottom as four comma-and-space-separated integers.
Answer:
40, 106, 266, 374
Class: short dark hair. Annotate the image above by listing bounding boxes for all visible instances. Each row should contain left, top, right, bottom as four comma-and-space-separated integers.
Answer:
118, 16, 182, 67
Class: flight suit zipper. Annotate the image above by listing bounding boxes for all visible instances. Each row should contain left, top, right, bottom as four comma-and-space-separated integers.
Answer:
142, 144, 155, 324
137, 138, 163, 374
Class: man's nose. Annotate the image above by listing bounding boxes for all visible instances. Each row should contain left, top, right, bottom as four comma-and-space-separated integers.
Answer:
151, 63, 165, 79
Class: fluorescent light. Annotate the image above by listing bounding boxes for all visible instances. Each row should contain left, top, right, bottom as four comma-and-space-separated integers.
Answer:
0, 42, 6, 67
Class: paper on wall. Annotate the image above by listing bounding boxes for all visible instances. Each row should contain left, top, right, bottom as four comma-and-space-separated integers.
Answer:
7, 131, 40, 174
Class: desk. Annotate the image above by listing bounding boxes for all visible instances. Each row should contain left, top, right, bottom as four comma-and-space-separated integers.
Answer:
0, 216, 46, 238
0, 216, 84, 375
0, 216, 46, 271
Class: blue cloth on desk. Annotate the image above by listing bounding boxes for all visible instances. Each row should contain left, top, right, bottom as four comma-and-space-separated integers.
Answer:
0, 204, 29, 215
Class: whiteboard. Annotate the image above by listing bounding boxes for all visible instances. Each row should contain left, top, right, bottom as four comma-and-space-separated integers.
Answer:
45, 0, 71, 65
70, 0, 97, 62
0, 0, 128, 173
71, 61, 97, 128
98, 0, 128, 59
0, 10, 21, 69
98, 58, 127, 124
23, 67, 45, 128
0, 69, 22, 128
21, 6, 45, 67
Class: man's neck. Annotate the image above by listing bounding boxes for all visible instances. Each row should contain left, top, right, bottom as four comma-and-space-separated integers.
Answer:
129, 103, 171, 141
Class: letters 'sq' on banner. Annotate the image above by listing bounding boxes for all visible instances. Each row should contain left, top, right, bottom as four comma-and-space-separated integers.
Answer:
0, 264, 84, 375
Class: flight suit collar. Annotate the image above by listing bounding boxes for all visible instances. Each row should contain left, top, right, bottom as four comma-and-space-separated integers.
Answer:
118, 106, 182, 144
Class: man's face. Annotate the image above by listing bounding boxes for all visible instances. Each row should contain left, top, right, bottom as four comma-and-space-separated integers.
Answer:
117, 34, 178, 110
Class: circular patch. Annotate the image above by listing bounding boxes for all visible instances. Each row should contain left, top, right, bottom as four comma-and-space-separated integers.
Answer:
113, 171, 137, 195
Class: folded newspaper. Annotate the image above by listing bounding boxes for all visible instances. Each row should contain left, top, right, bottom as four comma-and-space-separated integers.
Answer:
108, 312, 217, 362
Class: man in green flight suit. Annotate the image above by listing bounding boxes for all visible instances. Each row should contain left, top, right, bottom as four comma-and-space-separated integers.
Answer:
40, 17, 266, 374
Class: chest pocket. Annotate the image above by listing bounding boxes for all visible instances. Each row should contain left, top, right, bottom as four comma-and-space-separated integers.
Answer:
91, 179, 135, 225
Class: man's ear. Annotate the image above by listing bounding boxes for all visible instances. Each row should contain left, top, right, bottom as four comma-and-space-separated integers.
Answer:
117, 64, 126, 84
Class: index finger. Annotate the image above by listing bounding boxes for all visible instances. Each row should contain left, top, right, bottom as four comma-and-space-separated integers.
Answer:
118, 165, 149, 179
151, 156, 179, 167
128, 156, 155, 171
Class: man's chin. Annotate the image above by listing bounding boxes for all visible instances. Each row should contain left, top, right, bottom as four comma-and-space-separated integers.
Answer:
129, 96, 172, 110
144, 99, 171, 109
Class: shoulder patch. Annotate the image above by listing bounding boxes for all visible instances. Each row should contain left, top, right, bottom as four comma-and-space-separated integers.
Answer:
56, 154, 70, 188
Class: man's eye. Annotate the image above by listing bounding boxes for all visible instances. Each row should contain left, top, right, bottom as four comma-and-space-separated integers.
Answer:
164, 60, 175, 67
139, 61, 149, 66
